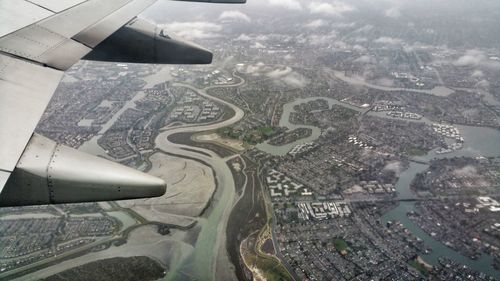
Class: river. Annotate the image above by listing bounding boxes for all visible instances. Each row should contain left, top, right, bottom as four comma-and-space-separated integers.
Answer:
383, 165, 500, 279
74, 70, 245, 280
154, 75, 245, 281
383, 120, 500, 278
256, 97, 369, 156
79, 67, 172, 158
258, 95, 500, 278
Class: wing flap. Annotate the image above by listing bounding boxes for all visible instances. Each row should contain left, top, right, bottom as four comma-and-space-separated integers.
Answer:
0, 54, 64, 172
0, 0, 159, 70
37, 39, 92, 70
0, 24, 92, 70
37, 0, 133, 39
73, 0, 157, 48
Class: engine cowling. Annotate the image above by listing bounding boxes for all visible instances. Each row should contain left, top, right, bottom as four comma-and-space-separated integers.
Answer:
0, 134, 166, 206
83, 18, 213, 64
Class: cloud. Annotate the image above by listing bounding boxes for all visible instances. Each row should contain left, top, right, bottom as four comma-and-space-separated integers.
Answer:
235, 34, 252, 41
404, 42, 434, 51
471, 70, 483, 78
282, 72, 309, 88
385, 7, 401, 18
353, 36, 368, 43
268, 0, 302, 10
219, 10, 251, 23
333, 40, 348, 49
357, 25, 373, 33
238, 63, 309, 88
162, 21, 221, 40
334, 22, 356, 28
252, 42, 266, 49
453, 165, 477, 177
308, 1, 354, 16
266, 67, 293, 78
454, 50, 500, 70
383, 161, 403, 174
295, 34, 307, 44
454, 50, 486, 66
243, 62, 267, 75
305, 19, 328, 28
264, 66, 309, 88
476, 79, 490, 89
307, 31, 337, 45
424, 28, 435, 34
256, 35, 270, 41
270, 69, 308, 87
354, 55, 374, 64
374, 36, 403, 45
352, 44, 366, 52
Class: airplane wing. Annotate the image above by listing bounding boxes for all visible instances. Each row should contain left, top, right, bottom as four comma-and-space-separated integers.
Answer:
0, 0, 245, 206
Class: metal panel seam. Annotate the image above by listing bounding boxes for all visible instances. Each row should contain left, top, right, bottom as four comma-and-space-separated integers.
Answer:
24, 0, 57, 13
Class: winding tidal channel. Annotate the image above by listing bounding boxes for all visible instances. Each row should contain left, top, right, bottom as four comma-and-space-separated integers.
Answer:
154, 77, 245, 281
79, 68, 499, 279
163, 79, 500, 278
260, 95, 500, 278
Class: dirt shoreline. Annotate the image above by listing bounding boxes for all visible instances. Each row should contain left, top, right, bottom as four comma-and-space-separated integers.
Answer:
225, 155, 267, 281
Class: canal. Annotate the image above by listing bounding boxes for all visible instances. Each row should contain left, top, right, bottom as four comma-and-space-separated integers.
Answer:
259, 96, 500, 278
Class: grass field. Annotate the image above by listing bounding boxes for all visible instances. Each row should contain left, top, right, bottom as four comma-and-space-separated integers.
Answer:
334, 238, 349, 252
405, 147, 428, 156
409, 258, 430, 276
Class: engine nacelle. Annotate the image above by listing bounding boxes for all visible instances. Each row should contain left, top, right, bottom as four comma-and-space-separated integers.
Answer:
0, 134, 166, 206
83, 18, 213, 64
